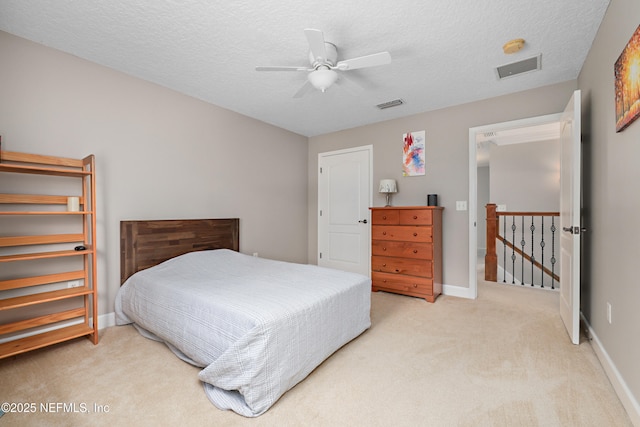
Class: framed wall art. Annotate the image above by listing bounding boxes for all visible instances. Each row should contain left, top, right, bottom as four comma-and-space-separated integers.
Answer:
615, 24, 640, 132
402, 130, 425, 176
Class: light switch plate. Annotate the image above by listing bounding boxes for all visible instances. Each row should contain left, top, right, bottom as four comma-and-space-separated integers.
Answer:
456, 201, 467, 211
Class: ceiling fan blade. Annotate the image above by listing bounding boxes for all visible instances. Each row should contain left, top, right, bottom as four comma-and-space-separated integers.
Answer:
293, 81, 314, 98
256, 66, 311, 72
336, 51, 391, 71
304, 28, 327, 63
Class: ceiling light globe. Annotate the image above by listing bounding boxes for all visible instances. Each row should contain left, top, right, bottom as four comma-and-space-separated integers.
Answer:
308, 69, 338, 92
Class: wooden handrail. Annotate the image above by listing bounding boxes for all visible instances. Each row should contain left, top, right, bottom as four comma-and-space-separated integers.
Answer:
497, 211, 559, 217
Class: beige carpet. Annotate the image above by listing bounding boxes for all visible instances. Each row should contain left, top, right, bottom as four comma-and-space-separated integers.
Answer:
0, 281, 632, 426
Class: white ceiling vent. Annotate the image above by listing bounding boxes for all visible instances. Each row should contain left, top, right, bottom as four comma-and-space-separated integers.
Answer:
376, 99, 404, 110
496, 54, 541, 80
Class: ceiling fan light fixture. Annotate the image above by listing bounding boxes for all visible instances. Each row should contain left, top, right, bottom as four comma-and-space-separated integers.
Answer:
308, 69, 338, 92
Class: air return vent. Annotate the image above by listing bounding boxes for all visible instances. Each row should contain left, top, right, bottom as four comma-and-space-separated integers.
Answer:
376, 99, 404, 110
496, 54, 541, 80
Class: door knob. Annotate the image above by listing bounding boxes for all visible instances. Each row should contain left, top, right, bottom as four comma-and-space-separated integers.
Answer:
358, 219, 368, 224
563, 226, 587, 234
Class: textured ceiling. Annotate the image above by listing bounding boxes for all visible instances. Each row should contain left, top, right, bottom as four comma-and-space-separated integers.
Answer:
0, 0, 610, 137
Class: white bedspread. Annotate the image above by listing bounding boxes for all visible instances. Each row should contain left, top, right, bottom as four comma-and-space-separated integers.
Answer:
114, 249, 371, 417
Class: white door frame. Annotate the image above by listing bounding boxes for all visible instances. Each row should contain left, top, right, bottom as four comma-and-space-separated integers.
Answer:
318, 144, 373, 273
468, 113, 562, 299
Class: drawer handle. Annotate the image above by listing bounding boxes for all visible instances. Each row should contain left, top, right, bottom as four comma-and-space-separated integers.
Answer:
383, 279, 387, 283
382, 263, 387, 267
395, 269, 400, 273
413, 215, 418, 219
383, 247, 387, 251
413, 284, 418, 288
382, 215, 387, 220
413, 232, 418, 237
383, 231, 387, 235
413, 249, 418, 254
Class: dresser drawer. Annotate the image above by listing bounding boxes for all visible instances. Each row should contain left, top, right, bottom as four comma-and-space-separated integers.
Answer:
371, 209, 399, 225
371, 240, 433, 259
372, 256, 432, 277
372, 272, 433, 296
371, 225, 433, 242
399, 209, 432, 225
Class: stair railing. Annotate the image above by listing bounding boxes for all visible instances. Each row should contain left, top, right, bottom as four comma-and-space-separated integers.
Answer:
485, 203, 560, 289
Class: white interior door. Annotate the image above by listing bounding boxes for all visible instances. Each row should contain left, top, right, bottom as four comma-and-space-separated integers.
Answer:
559, 90, 582, 345
318, 146, 371, 276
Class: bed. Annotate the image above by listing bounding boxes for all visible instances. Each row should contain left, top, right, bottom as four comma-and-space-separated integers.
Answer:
115, 219, 371, 417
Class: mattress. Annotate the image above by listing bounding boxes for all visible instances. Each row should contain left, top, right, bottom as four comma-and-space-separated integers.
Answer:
114, 249, 371, 416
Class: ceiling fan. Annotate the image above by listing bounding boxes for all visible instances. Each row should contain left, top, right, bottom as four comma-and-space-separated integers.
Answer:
256, 29, 392, 98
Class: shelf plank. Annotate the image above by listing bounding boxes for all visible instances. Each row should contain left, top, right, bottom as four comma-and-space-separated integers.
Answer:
0, 248, 92, 263
0, 323, 94, 359
0, 163, 91, 178
0, 150, 84, 168
0, 211, 92, 215
0, 307, 86, 335
0, 286, 93, 311
0, 234, 84, 247
0, 270, 85, 291
0, 193, 86, 205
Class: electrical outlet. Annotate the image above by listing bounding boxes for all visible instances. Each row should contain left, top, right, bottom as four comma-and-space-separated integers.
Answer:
607, 302, 612, 324
497, 204, 507, 212
68, 280, 81, 288
456, 201, 467, 211
253, 252, 259, 257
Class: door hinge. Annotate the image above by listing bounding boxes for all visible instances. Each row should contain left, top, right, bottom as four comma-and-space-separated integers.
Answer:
319, 210, 323, 216
319, 167, 323, 173
319, 252, 322, 259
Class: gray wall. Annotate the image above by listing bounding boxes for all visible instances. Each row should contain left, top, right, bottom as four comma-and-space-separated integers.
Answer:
308, 81, 577, 287
490, 140, 560, 212
578, 0, 640, 413
0, 31, 309, 317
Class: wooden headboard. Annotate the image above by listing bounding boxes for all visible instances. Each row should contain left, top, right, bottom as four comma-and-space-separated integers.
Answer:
120, 218, 239, 284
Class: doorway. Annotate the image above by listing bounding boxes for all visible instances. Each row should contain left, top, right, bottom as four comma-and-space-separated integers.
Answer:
468, 113, 562, 299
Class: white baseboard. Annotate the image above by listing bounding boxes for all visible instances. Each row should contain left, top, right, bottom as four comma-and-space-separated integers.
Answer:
98, 312, 116, 330
498, 265, 522, 286
583, 314, 640, 426
443, 284, 476, 299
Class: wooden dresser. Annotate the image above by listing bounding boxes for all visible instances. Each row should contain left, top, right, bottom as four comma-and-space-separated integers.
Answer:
370, 206, 443, 303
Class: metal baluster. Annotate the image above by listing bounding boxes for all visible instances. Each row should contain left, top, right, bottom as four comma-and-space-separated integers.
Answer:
550, 217, 556, 290
540, 216, 545, 288
502, 215, 507, 283
530, 216, 535, 287
511, 216, 516, 284
520, 216, 525, 285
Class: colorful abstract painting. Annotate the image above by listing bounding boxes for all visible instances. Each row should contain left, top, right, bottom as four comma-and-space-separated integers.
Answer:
615, 24, 640, 132
402, 130, 425, 176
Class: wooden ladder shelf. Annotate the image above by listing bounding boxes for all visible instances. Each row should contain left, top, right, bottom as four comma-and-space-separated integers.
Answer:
0, 146, 98, 358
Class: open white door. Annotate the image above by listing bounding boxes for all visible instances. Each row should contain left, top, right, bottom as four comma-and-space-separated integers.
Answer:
559, 90, 582, 345
318, 146, 372, 276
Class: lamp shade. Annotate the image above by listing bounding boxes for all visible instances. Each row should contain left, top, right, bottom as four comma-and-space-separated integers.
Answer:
378, 179, 397, 193
308, 69, 338, 92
